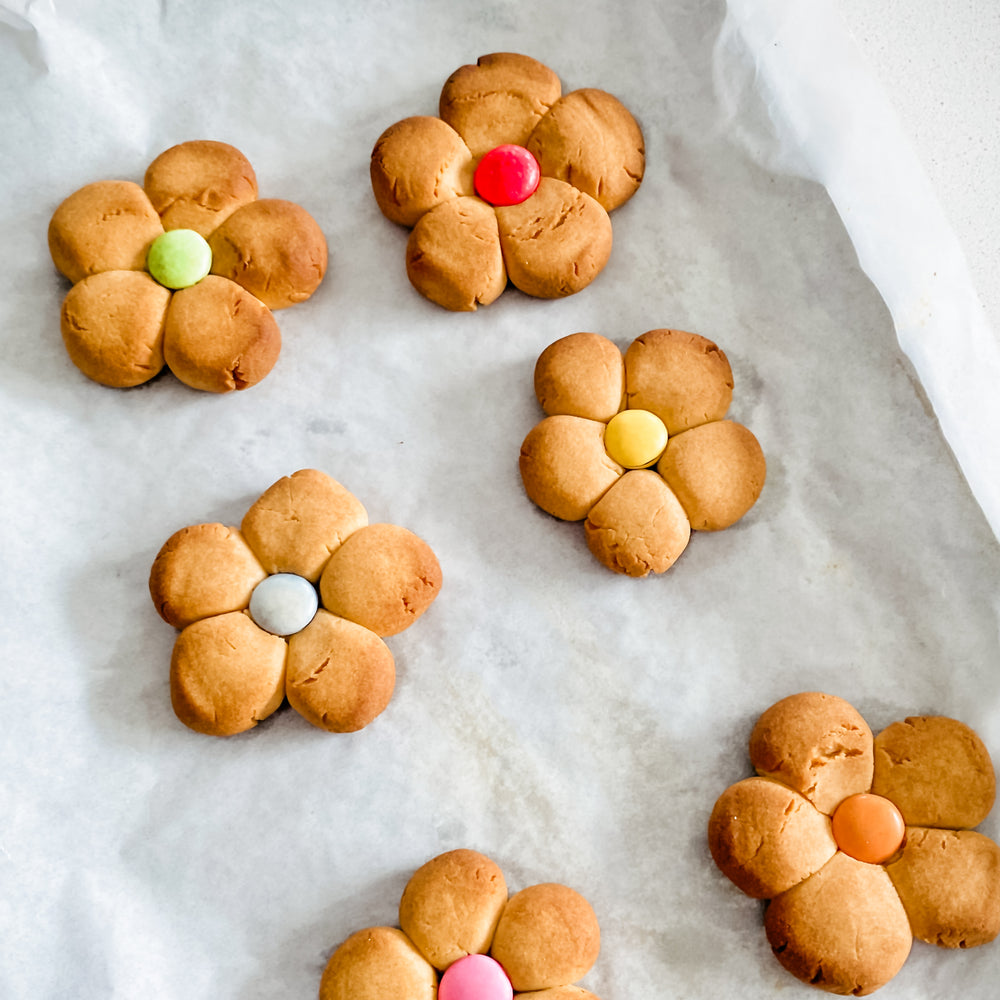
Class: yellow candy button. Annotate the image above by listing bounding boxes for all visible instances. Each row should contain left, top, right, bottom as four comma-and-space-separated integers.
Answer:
604, 409, 669, 469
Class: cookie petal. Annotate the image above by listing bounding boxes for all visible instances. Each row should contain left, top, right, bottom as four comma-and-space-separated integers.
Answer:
398, 849, 508, 970
533, 332, 625, 422
371, 116, 474, 227
405, 196, 507, 311
163, 275, 281, 392
144, 140, 258, 237
60, 270, 170, 388
319, 927, 437, 1000
624, 329, 733, 435
318, 523, 442, 638
872, 716, 996, 828
490, 883, 600, 992
49, 180, 163, 284
169, 611, 286, 737
149, 522, 267, 629
765, 852, 912, 995
886, 827, 1000, 948
708, 777, 837, 899
584, 469, 691, 577
519, 415, 623, 522
208, 198, 327, 309
285, 610, 395, 733
496, 178, 612, 298
516, 990, 601, 1000
241, 469, 368, 583
440, 52, 562, 157
527, 88, 645, 211
656, 419, 766, 531
749, 692, 874, 815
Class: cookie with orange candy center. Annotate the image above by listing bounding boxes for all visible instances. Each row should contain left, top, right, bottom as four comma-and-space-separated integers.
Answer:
709, 692, 1000, 995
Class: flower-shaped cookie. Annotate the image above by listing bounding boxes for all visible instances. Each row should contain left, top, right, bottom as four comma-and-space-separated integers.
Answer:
519, 329, 765, 576
49, 139, 327, 391
320, 849, 603, 999
149, 469, 441, 736
709, 692, 1000, 995
370, 52, 644, 311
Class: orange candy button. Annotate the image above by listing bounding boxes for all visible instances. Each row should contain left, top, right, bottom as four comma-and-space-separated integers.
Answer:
831, 793, 905, 864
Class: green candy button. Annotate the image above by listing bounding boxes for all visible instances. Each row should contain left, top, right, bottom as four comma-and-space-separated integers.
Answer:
146, 229, 212, 289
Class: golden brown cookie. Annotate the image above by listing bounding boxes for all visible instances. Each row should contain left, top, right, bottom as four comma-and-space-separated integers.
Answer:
873, 716, 996, 828
527, 88, 645, 211
764, 852, 912, 996
143, 139, 258, 236
749, 692, 874, 815
398, 848, 508, 969
624, 329, 733, 435
240, 469, 368, 583
169, 611, 286, 736
584, 469, 691, 577
208, 198, 328, 310
48, 180, 164, 284
319, 926, 437, 1000
490, 883, 600, 992
284, 610, 395, 733
495, 178, 612, 298
657, 419, 766, 531
60, 270, 170, 388
708, 777, 837, 899
534, 332, 624, 422
440, 52, 562, 157
519, 415, 623, 522
405, 197, 506, 311
517, 989, 602, 1000
319, 524, 442, 637
371, 116, 475, 227
149, 522, 267, 629
885, 827, 1000, 948
161, 274, 281, 392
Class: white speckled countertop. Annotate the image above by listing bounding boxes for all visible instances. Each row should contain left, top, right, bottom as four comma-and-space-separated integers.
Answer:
838, 0, 1000, 340
0, 1, 998, 998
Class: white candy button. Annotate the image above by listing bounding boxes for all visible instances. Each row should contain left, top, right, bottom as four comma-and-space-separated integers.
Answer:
248, 573, 319, 636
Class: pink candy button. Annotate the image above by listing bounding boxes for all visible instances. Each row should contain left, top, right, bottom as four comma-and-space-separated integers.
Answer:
474, 144, 541, 206
438, 954, 513, 1000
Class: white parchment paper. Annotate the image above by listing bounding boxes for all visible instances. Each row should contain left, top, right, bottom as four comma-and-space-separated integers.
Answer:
1, 1, 998, 998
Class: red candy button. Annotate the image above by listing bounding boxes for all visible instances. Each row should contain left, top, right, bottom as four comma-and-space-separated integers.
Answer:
831, 793, 906, 864
474, 145, 541, 206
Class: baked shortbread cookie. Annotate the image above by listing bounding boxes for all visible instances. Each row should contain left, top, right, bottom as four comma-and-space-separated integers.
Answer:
709, 692, 1000, 994
149, 470, 441, 737
520, 329, 765, 576
583, 469, 691, 577
319, 927, 437, 1000
490, 883, 601, 992
49, 139, 326, 391
371, 53, 644, 310
749, 692, 874, 815
320, 849, 603, 998
872, 715, 996, 828
398, 849, 508, 969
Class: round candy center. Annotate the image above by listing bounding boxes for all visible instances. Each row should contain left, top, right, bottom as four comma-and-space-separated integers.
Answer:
474, 144, 541, 206
146, 229, 213, 289
438, 955, 513, 1000
831, 793, 905, 864
248, 573, 319, 637
604, 409, 669, 469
